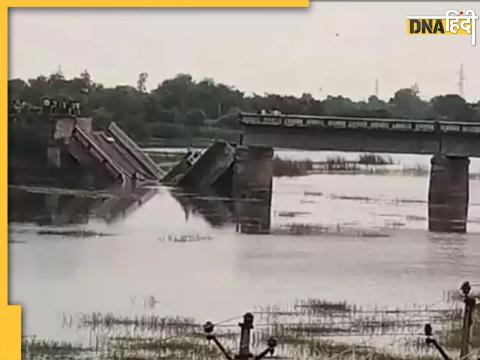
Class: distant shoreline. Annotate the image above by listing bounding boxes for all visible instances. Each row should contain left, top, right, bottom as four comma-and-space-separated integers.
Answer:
143, 148, 480, 179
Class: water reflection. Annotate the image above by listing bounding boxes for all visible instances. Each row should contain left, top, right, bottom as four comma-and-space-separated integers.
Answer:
9, 188, 99, 226
170, 187, 235, 228
9, 171, 480, 344
94, 186, 159, 224
8, 185, 159, 226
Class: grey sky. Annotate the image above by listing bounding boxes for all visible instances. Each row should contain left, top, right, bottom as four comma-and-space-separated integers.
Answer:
9, 3, 480, 102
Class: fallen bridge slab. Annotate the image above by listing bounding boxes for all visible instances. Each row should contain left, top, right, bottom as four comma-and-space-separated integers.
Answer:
164, 141, 235, 194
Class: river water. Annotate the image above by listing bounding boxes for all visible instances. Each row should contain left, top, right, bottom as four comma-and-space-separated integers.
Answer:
9, 150, 480, 344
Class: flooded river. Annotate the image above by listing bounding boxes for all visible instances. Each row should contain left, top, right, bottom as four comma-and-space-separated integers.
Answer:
8, 151, 480, 347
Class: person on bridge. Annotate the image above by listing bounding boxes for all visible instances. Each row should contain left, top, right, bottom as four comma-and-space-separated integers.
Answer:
51, 99, 58, 114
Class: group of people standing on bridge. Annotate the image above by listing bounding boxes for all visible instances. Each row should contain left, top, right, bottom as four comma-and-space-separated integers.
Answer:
9, 98, 82, 117
9, 100, 27, 115
41, 97, 81, 116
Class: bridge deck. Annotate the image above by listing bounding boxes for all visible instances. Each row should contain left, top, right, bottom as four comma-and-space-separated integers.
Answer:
240, 113, 480, 157
240, 112, 480, 134
69, 125, 159, 185
108, 122, 165, 178
89, 131, 155, 181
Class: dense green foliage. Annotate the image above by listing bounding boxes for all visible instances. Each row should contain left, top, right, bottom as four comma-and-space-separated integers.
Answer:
8, 70, 480, 142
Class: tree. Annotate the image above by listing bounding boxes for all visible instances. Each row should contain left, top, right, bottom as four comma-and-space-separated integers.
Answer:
23, 76, 50, 103
48, 67, 65, 86
8, 79, 27, 100
431, 95, 475, 121
153, 73, 194, 111
390, 88, 428, 118
92, 106, 114, 128
322, 95, 357, 116
185, 109, 206, 126
8, 71, 480, 148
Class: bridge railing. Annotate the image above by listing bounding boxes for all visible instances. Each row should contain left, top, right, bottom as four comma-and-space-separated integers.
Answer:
108, 122, 165, 178
239, 112, 480, 135
72, 125, 126, 185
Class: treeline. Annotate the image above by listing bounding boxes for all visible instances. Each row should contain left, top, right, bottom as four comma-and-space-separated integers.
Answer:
8, 70, 480, 141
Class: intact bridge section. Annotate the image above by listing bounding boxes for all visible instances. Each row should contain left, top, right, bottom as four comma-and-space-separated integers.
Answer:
237, 112, 480, 234
240, 113, 480, 156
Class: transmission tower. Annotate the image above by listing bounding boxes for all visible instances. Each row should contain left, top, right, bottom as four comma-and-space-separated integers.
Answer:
458, 63, 465, 98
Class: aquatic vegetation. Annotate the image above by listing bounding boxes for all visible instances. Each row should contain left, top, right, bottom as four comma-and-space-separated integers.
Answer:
384, 221, 406, 228
441, 302, 480, 350
282, 223, 317, 235
358, 154, 394, 165
360, 231, 390, 238
393, 198, 426, 204
77, 313, 198, 332
37, 229, 114, 238
24, 294, 473, 360
405, 215, 427, 222
273, 157, 313, 177
294, 299, 352, 314
304, 191, 323, 197
22, 337, 93, 359
158, 233, 213, 242
331, 195, 375, 201
274, 223, 391, 239
276, 211, 311, 218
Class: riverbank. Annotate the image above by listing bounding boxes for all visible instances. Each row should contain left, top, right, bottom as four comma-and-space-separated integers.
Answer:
21, 296, 480, 360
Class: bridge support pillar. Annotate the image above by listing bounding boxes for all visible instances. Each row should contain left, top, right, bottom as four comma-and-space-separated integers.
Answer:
428, 154, 469, 233
47, 144, 62, 168
47, 139, 76, 169
233, 146, 273, 234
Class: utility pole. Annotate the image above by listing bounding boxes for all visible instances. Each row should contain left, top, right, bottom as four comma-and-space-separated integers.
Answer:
424, 281, 477, 360
237, 313, 254, 359
204, 313, 277, 360
375, 78, 379, 97
458, 63, 466, 98
460, 281, 476, 360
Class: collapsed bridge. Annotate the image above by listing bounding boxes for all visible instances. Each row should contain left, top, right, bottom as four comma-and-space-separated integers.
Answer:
28, 102, 480, 235
49, 115, 165, 186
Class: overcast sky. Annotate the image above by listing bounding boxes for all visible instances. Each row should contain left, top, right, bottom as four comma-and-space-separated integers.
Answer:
9, 3, 480, 102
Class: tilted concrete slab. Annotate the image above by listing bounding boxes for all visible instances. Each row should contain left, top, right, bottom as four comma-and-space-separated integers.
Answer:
175, 141, 235, 191
162, 154, 192, 185
108, 122, 166, 179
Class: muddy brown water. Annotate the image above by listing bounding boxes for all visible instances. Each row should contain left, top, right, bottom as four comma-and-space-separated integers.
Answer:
8, 151, 480, 347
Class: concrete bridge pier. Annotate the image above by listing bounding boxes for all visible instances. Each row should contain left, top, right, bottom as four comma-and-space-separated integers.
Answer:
233, 146, 273, 234
428, 154, 470, 233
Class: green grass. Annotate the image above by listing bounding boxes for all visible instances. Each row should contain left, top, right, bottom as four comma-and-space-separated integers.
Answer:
441, 302, 480, 350
23, 297, 476, 360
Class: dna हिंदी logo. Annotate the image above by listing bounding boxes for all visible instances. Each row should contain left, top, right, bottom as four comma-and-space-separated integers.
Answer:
406, 9, 478, 46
